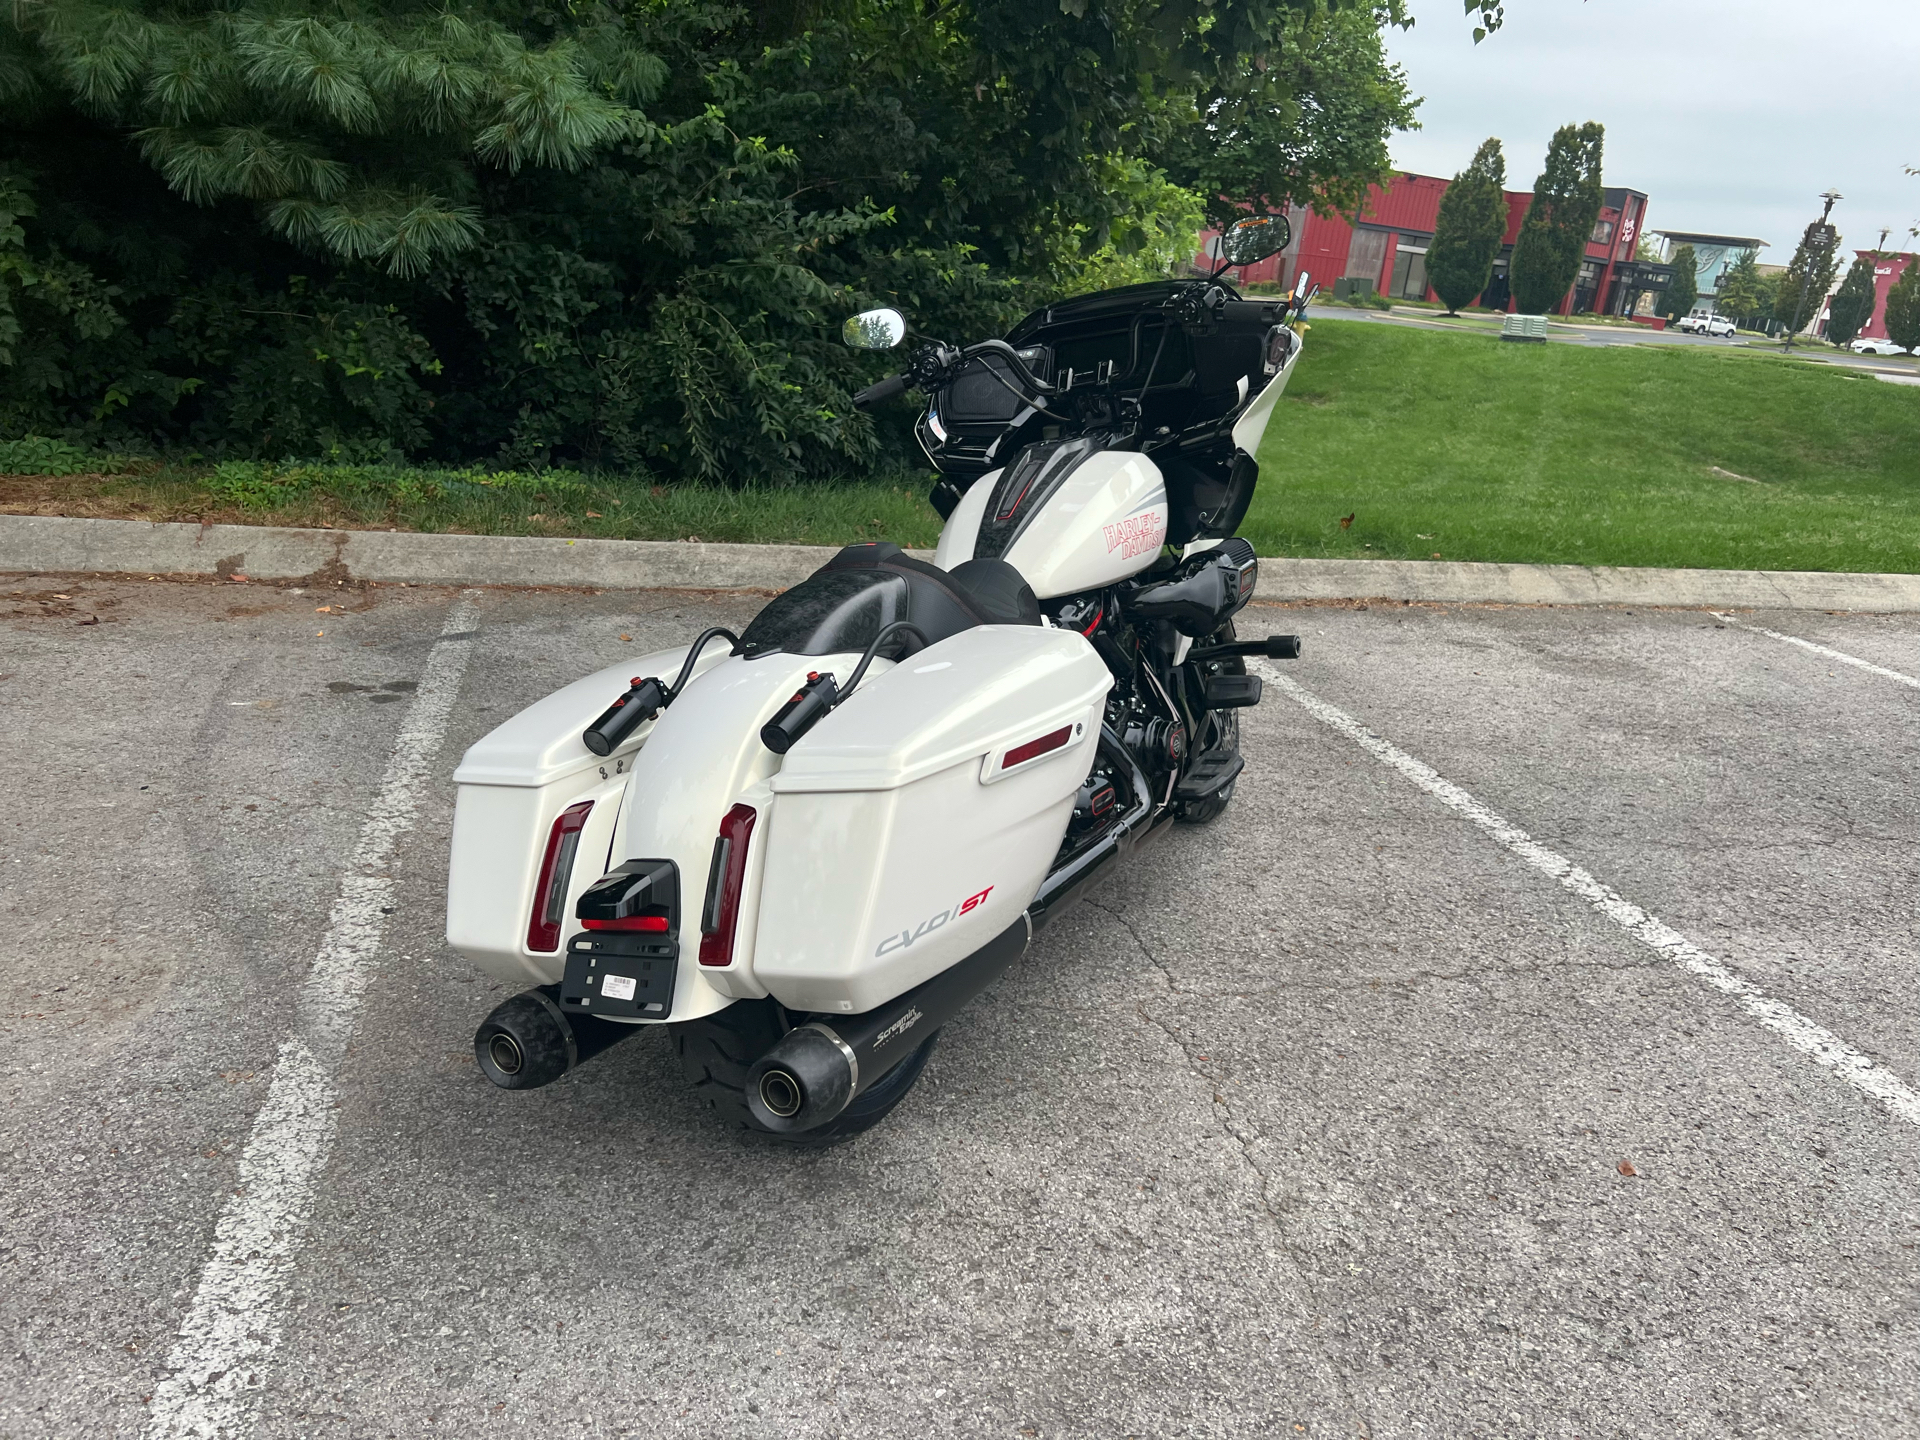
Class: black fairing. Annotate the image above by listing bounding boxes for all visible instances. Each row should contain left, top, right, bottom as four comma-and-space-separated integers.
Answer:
1162, 448, 1260, 546
972, 436, 1101, 561
735, 542, 1038, 659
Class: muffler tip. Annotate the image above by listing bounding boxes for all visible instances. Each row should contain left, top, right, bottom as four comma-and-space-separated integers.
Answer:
474, 990, 577, 1090
487, 1032, 525, 1077
745, 1024, 856, 1133
757, 1068, 804, 1118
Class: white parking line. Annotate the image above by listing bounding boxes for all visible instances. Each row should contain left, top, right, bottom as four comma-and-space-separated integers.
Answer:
1254, 662, 1920, 1128
1712, 612, 1920, 690
146, 598, 481, 1439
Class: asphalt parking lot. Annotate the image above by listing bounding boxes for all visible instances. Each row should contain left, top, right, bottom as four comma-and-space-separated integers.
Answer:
3, 574, 1916, 1440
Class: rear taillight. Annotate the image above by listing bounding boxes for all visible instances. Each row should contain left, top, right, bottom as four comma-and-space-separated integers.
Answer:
527, 800, 593, 952
698, 804, 757, 967
580, 915, 670, 932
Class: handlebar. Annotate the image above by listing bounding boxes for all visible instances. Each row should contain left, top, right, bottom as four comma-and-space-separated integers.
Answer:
853, 373, 910, 410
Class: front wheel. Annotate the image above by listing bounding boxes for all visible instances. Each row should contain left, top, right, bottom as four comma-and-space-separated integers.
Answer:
672, 998, 939, 1145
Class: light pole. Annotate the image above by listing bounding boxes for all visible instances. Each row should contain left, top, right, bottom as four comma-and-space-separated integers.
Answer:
1783, 189, 1842, 353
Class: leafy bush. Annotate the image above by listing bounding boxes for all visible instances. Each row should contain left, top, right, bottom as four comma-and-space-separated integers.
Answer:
0, 434, 119, 474
0, 0, 1419, 485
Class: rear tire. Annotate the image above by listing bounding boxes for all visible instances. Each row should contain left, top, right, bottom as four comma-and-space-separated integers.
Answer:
672, 998, 939, 1145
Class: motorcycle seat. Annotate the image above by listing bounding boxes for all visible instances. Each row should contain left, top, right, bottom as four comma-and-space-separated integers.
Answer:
825, 542, 1041, 632
735, 541, 1039, 660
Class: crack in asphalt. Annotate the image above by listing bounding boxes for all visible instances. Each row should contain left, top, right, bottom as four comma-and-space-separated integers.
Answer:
1081, 895, 1376, 1437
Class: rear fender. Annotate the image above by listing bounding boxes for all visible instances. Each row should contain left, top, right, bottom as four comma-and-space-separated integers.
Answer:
611, 650, 887, 1020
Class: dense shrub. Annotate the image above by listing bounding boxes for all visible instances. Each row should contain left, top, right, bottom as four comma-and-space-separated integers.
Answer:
0, 0, 1417, 484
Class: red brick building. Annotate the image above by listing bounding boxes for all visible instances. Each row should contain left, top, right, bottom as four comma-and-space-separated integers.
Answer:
1199, 171, 1659, 316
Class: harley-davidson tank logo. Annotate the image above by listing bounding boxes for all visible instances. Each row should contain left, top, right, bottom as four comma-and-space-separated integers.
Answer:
874, 886, 994, 957
873, 1007, 925, 1048
1102, 510, 1166, 559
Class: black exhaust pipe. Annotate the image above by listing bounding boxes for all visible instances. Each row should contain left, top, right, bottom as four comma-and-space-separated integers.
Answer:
1026, 727, 1160, 935
745, 728, 1168, 1134
474, 986, 643, 1089
746, 917, 1032, 1133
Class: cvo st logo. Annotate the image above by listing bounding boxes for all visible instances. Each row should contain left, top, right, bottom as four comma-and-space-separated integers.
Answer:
875, 887, 994, 957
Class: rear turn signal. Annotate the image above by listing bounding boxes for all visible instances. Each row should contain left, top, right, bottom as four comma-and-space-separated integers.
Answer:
527, 800, 594, 952
698, 804, 757, 966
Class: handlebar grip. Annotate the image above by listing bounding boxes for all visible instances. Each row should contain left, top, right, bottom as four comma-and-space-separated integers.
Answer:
583, 676, 669, 756
854, 374, 909, 410
761, 672, 841, 754
1220, 299, 1288, 326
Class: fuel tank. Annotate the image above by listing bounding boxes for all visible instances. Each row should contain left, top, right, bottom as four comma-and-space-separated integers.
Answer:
933, 440, 1168, 599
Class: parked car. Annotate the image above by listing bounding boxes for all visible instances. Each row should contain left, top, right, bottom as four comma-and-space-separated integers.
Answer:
1849, 336, 1911, 356
1677, 312, 1735, 336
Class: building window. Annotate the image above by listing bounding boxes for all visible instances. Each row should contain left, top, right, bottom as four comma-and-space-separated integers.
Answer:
1391, 243, 1428, 300
1346, 228, 1390, 290
1591, 218, 1615, 245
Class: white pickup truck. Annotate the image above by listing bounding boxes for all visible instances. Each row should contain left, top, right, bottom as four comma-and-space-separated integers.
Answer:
1674, 312, 1737, 337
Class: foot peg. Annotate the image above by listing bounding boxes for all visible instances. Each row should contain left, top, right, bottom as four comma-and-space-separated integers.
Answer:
1204, 674, 1263, 709
1188, 634, 1301, 663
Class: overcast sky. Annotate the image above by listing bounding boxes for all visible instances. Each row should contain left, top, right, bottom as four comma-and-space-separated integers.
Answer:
1382, 0, 1920, 258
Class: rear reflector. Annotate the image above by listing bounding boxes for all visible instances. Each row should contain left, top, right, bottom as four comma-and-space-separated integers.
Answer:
527, 800, 594, 952
1003, 725, 1072, 770
698, 804, 757, 967
580, 915, 670, 932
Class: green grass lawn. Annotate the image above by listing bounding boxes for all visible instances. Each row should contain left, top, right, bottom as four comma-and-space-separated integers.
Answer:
6, 316, 1918, 571
0, 458, 944, 548
1244, 317, 1920, 572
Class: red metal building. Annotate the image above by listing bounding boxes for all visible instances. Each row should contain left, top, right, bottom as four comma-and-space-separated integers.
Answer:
1854, 250, 1916, 341
1199, 172, 1655, 316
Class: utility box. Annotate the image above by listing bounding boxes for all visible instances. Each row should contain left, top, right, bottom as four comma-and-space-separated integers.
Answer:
1501, 314, 1549, 343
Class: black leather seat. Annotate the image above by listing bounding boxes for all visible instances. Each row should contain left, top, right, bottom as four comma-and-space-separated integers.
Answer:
734, 541, 1040, 659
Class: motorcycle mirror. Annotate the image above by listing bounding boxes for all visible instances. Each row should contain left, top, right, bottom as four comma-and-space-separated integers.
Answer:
842, 307, 908, 351
1218, 213, 1292, 268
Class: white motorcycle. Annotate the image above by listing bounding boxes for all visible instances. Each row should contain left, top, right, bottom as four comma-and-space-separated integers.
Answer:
447, 215, 1310, 1142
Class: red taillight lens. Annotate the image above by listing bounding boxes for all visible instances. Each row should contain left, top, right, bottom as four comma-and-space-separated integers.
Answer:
580, 915, 670, 932
526, 800, 593, 952
698, 803, 757, 967
1004, 725, 1072, 770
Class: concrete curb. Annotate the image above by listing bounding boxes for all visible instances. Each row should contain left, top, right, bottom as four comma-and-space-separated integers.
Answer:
1253, 557, 1920, 611
3, 513, 1918, 611
0, 514, 846, 592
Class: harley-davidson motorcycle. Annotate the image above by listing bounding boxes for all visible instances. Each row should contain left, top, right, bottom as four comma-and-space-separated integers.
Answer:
447, 214, 1313, 1142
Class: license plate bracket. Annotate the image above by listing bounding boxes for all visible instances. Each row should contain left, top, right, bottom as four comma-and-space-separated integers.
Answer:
561, 931, 678, 1019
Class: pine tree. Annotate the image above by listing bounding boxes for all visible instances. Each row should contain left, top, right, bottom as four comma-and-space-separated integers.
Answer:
1825, 256, 1878, 347
1426, 138, 1507, 314
1772, 222, 1845, 335
1660, 245, 1697, 321
1508, 122, 1605, 314
1885, 261, 1920, 352
1714, 249, 1765, 327
11, 5, 660, 276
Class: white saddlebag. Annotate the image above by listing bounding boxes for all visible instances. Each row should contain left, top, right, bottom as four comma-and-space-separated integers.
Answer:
752, 624, 1111, 1014
446, 643, 728, 987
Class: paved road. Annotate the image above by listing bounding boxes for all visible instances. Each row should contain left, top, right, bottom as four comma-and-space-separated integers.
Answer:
3, 574, 1916, 1439
1328, 304, 1920, 376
